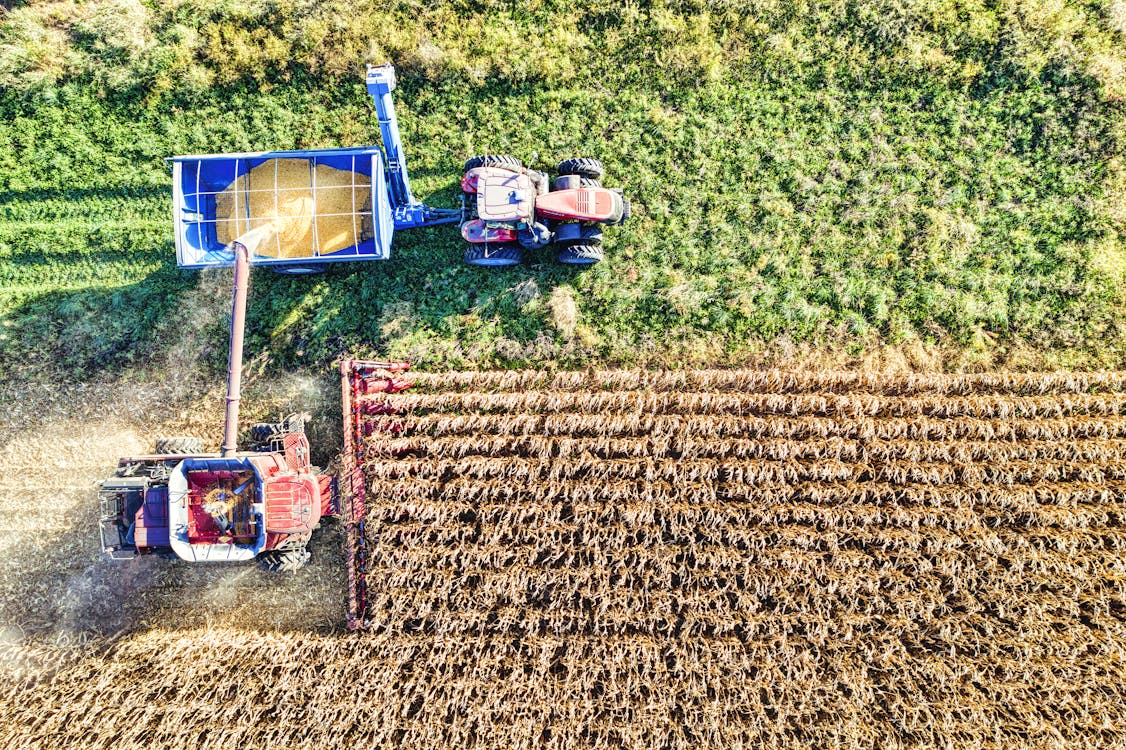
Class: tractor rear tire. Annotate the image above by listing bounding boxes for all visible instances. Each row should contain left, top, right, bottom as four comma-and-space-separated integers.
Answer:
557, 243, 604, 265
464, 154, 522, 172
259, 547, 311, 572
155, 436, 204, 455
464, 243, 523, 267
557, 157, 604, 180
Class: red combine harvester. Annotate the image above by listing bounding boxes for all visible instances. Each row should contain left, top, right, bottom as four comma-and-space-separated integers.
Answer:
460, 155, 629, 266
97, 245, 411, 570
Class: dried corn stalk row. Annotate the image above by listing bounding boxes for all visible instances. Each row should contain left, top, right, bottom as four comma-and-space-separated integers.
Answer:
369, 500, 1126, 543
376, 434, 1126, 463
379, 412, 1126, 442
360, 566, 1124, 637
370, 474, 1126, 516
5, 628, 1122, 749
366, 455, 1126, 488
385, 390, 1126, 419
407, 369, 1126, 396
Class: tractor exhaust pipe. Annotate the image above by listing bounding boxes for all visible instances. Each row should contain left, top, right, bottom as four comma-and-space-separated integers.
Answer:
221, 241, 251, 457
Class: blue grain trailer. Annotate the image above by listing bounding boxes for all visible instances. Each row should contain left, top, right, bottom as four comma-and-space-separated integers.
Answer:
170, 65, 459, 273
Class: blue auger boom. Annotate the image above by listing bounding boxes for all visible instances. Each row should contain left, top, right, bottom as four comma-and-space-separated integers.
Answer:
171, 64, 459, 271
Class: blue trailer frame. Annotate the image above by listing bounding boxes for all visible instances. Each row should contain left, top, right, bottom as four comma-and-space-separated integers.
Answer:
171, 65, 460, 271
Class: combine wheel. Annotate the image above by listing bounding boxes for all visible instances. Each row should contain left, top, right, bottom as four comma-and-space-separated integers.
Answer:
259, 547, 311, 572
464, 154, 522, 172
557, 243, 604, 265
155, 436, 204, 455
557, 157, 604, 180
283, 413, 308, 434
464, 243, 523, 267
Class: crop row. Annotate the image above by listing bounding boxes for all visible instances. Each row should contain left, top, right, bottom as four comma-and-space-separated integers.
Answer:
362, 434, 1126, 463
404, 369, 1126, 396
6, 628, 1120, 749
0, 190, 167, 224
369, 413, 1126, 442
365, 456, 1126, 488
379, 390, 1126, 419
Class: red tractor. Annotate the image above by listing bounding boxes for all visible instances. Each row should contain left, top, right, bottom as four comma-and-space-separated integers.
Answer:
459, 155, 630, 266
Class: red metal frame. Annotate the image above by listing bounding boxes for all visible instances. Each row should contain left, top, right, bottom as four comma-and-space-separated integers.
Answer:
341, 359, 413, 629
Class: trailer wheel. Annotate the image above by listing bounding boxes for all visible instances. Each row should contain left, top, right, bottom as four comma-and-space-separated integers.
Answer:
155, 436, 204, 454
464, 154, 522, 172
557, 243, 604, 265
557, 157, 604, 180
464, 243, 523, 267
273, 264, 327, 275
259, 547, 311, 572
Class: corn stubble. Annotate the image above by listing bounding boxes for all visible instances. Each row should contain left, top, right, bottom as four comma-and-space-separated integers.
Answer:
351, 370, 1126, 747
3, 369, 1126, 748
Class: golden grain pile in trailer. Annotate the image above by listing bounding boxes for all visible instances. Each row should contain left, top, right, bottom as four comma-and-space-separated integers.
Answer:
214, 158, 373, 259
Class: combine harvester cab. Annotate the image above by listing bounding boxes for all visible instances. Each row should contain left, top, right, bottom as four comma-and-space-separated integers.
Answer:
100, 426, 336, 570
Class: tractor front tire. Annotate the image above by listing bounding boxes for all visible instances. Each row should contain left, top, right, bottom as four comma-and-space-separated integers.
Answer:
557, 244, 604, 265
464, 243, 523, 267
557, 157, 604, 180
155, 436, 204, 455
259, 547, 311, 572
464, 154, 522, 172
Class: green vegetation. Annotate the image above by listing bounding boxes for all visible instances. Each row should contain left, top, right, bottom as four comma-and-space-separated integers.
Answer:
1, 0, 1125, 378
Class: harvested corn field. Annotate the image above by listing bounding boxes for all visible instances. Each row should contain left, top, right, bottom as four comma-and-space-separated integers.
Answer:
4, 368, 1126, 749
339, 366, 1126, 748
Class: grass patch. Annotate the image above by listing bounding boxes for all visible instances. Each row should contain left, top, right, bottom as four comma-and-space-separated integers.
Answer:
1, 1, 1124, 378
